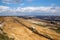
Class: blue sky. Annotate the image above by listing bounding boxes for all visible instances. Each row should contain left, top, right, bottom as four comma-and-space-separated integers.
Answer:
0, 0, 60, 16
0, 0, 60, 7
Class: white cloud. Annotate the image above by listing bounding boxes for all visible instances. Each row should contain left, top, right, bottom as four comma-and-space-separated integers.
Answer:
16, 7, 60, 13
27, 0, 33, 2
2, 0, 22, 4
2, 0, 33, 4
0, 5, 60, 16
0, 6, 10, 12
20, 3, 25, 6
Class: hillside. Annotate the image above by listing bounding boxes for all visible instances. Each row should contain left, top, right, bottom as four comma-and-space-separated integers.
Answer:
0, 16, 60, 40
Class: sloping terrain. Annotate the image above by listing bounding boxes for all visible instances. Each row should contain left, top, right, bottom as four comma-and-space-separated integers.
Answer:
0, 16, 60, 40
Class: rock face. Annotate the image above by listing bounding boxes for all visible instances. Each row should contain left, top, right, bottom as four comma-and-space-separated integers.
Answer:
0, 16, 60, 40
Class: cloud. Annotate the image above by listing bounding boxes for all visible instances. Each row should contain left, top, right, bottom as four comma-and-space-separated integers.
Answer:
2, 0, 34, 4
20, 3, 25, 6
0, 5, 60, 16
0, 6, 10, 12
16, 7, 60, 13
2, 0, 22, 4
27, 0, 33, 2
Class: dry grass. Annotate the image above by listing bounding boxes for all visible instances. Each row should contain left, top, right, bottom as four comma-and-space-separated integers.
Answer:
0, 16, 60, 40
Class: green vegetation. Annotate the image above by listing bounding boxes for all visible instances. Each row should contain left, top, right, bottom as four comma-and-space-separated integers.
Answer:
0, 27, 14, 40
51, 27, 60, 33
0, 17, 14, 40
33, 22, 60, 33
55, 27, 60, 33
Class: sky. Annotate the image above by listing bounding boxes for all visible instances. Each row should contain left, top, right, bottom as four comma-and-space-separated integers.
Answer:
0, 0, 60, 16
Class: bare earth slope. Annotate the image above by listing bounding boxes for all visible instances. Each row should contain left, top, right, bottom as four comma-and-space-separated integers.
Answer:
0, 17, 60, 40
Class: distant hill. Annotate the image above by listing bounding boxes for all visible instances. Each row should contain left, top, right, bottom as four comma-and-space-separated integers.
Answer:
35, 16, 60, 22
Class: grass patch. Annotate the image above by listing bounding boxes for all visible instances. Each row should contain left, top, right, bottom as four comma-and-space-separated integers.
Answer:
55, 27, 60, 33
0, 28, 14, 40
51, 27, 60, 33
